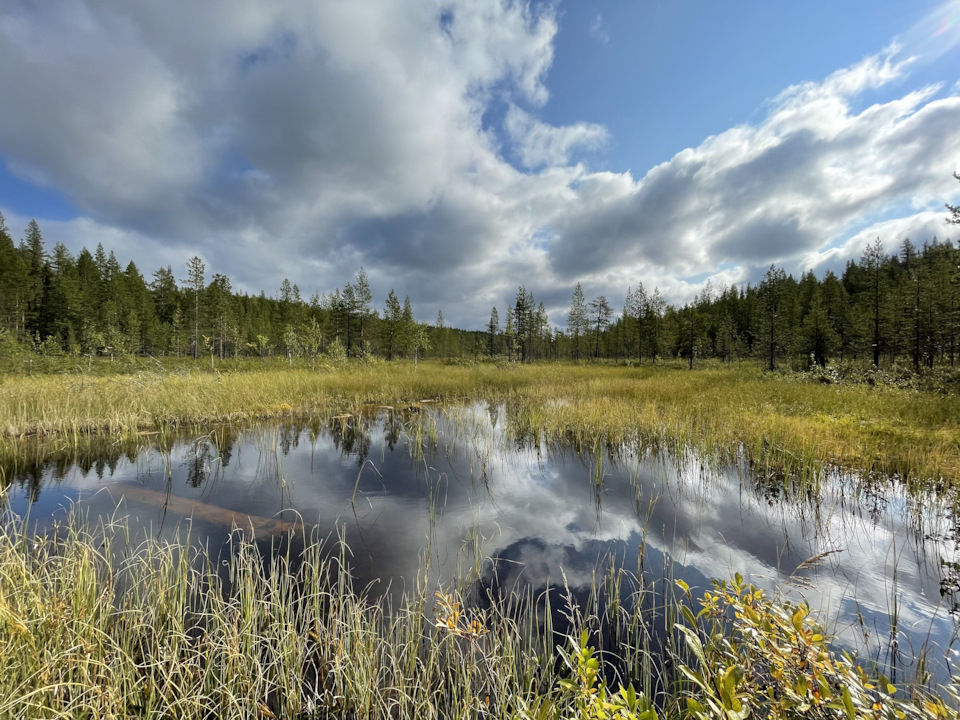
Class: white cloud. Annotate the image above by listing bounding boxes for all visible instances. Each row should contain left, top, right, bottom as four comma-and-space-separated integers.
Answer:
547, 49, 960, 296
801, 210, 952, 274
0, 1, 959, 326
505, 105, 608, 168
589, 13, 609, 45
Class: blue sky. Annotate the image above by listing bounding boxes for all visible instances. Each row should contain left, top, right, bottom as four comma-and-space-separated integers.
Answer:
1, 0, 959, 328
544, 1, 923, 171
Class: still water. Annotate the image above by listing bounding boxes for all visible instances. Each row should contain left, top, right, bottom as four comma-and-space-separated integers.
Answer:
4, 403, 959, 678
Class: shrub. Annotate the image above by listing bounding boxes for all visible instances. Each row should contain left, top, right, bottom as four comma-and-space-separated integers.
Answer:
674, 575, 956, 720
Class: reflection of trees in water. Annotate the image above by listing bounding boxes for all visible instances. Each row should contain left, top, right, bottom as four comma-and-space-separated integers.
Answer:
278, 424, 300, 456
385, 413, 402, 451
3, 439, 142, 503
210, 426, 239, 468
4, 407, 958, 633
2, 431, 182, 493
926, 504, 960, 613
185, 439, 212, 488
329, 416, 372, 466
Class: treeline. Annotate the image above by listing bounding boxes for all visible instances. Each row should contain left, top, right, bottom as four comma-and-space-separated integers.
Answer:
563, 236, 960, 371
483, 234, 959, 370
0, 211, 958, 370
0, 214, 482, 363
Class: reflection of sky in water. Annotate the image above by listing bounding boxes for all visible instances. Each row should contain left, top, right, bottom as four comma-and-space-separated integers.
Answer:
4, 405, 959, 677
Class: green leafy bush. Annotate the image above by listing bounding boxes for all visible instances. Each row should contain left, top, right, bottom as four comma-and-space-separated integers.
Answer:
675, 575, 957, 720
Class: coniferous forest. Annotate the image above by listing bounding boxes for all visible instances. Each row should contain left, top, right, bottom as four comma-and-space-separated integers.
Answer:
1, 198, 959, 372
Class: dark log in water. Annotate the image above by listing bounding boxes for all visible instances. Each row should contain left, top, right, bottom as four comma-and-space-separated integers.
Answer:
107, 484, 301, 536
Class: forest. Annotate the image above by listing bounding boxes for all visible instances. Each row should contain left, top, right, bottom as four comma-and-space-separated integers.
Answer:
1, 206, 959, 373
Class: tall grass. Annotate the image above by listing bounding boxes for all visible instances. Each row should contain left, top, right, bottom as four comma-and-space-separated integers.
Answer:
0, 510, 628, 719
2, 361, 958, 488
0, 510, 955, 719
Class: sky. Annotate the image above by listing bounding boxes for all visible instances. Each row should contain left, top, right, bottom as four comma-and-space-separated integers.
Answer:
1, 0, 960, 330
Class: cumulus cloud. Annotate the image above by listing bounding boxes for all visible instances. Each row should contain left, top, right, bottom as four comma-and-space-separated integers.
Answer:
546, 49, 960, 304
505, 105, 608, 168
0, 1, 959, 326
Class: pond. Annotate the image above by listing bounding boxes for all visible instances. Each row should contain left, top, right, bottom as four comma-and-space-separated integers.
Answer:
3, 402, 959, 683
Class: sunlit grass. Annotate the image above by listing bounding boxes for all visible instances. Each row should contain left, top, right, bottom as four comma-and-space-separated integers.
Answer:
1, 360, 958, 486
0, 512, 609, 719
0, 512, 954, 719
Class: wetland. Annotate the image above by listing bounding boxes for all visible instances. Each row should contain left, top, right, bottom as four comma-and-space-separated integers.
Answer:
3, 362, 960, 718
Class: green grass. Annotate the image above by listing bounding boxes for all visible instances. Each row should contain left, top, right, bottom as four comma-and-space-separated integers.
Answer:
1, 359, 958, 487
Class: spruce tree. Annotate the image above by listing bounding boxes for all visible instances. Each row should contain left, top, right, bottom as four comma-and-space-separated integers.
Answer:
859, 238, 887, 367
0, 213, 28, 337
383, 289, 402, 360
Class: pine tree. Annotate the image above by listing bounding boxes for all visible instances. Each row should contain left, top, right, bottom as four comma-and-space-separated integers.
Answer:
625, 283, 648, 364
183, 256, 205, 359
588, 295, 612, 362
487, 306, 499, 356
209, 273, 234, 359
567, 283, 588, 361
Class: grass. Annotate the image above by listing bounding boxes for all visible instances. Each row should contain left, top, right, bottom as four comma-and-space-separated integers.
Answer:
1, 359, 959, 488
0, 511, 615, 719
3, 358, 960, 717
0, 512, 954, 719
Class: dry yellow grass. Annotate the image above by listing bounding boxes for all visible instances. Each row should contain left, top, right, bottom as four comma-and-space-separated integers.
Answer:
1, 360, 958, 484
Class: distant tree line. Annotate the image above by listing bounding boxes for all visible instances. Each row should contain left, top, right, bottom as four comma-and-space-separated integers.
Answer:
1, 176, 958, 369
0, 213, 483, 363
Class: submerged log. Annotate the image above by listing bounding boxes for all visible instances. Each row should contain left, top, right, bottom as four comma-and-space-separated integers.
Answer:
107, 484, 301, 536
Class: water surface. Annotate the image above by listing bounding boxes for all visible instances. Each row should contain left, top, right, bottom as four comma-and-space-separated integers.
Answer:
4, 403, 958, 679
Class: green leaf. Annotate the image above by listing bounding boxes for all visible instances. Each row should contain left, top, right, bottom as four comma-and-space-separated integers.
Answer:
678, 665, 710, 693
676, 624, 707, 667
721, 665, 738, 695
841, 685, 856, 720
